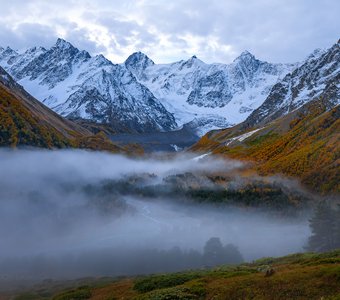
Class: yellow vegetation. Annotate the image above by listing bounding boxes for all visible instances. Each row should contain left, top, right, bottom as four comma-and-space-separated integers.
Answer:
194, 101, 340, 194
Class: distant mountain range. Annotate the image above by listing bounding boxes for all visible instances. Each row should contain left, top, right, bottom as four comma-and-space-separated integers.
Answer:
0, 38, 316, 136
0, 39, 338, 136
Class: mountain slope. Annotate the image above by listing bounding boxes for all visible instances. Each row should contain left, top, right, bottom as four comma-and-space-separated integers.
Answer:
192, 40, 340, 193
8, 250, 340, 300
244, 39, 340, 128
0, 67, 125, 152
0, 39, 176, 133
192, 98, 340, 194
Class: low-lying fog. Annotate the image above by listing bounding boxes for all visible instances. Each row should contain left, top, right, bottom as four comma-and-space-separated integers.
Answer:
0, 149, 310, 281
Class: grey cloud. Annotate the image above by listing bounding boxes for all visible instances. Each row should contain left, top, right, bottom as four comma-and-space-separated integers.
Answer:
0, 0, 339, 63
92, 12, 159, 47
136, 0, 340, 62
66, 29, 106, 55
0, 23, 57, 50
141, 1, 216, 37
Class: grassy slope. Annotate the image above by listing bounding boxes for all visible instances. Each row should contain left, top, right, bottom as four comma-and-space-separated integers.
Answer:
11, 250, 340, 300
192, 100, 340, 194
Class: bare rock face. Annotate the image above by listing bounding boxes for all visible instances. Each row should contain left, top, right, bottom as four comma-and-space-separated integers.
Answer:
125, 50, 294, 135
244, 40, 340, 128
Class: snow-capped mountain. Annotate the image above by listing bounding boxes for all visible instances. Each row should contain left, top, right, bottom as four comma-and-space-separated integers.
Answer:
1, 38, 336, 136
125, 51, 294, 135
0, 39, 176, 133
245, 39, 340, 127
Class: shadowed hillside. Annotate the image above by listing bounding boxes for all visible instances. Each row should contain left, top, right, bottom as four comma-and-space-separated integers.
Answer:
4, 250, 339, 300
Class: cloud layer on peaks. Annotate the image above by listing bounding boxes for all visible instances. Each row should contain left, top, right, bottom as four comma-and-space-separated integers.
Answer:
0, 1, 339, 64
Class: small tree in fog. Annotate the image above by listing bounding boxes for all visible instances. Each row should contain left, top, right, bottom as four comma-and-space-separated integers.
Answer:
335, 204, 340, 249
306, 202, 337, 252
203, 237, 225, 266
203, 237, 243, 266
223, 244, 243, 264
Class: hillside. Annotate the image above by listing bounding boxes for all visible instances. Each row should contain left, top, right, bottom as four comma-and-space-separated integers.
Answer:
0, 67, 128, 152
6, 250, 340, 300
192, 99, 340, 194
244, 39, 339, 128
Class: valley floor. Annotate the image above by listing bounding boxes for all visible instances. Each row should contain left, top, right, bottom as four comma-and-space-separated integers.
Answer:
4, 250, 340, 300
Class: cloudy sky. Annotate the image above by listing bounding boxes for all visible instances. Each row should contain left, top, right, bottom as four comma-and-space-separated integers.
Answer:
0, 0, 339, 64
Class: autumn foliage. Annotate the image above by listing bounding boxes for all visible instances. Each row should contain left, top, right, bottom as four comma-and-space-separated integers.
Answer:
0, 86, 73, 148
0, 83, 133, 153
194, 101, 340, 194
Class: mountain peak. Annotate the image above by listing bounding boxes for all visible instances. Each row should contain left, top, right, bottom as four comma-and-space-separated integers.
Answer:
188, 55, 202, 62
180, 55, 205, 69
54, 38, 75, 51
305, 48, 325, 61
93, 54, 112, 66
125, 51, 154, 65
1, 46, 18, 56
24, 46, 47, 55
125, 51, 154, 72
234, 50, 256, 62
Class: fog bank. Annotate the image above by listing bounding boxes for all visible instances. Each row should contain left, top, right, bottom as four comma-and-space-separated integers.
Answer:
0, 149, 310, 280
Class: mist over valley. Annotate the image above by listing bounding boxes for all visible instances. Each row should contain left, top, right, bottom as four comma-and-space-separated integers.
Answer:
0, 149, 312, 282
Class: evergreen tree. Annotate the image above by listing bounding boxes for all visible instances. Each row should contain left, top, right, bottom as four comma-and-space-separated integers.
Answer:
203, 237, 243, 266
307, 202, 337, 252
203, 237, 225, 266
223, 244, 244, 264
335, 204, 340, 249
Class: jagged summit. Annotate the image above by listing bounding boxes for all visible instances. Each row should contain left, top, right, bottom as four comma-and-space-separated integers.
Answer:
125, 51, 154, 65
93, 53, 112, 66
176, 55, 205, 70
24, 46, 46, 54
54, 38, 74, 50
125, 51, 154, 70
186, 55, 204, 64
50, 39, 91, 60
305, 48, 325, 61
2, 46, 17, 56
233, 50, 257, 63
45, 38, 91, 64
125, 51, 155, 80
